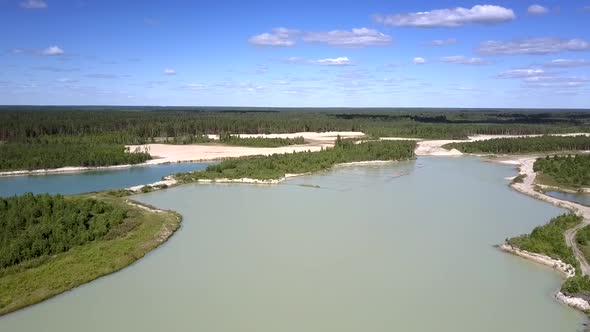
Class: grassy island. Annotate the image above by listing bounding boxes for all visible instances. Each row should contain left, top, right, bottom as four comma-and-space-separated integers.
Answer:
0, 192, 180, 316
443, 135, 590, 154
175, 139, 416, 182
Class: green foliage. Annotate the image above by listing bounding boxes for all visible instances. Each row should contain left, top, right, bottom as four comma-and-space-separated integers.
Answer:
507, 213, 582, 270
175, 140, 416, 181
443, 135, 590, 154
0, 142, 151, 171
561, 275, 590, 297
0, 193, 181, 316
219, 132, 305, 147
534, 154, 590, 188
0, 193, 126, 269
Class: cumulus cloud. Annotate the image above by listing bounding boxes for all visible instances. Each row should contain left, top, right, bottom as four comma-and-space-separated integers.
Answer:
544, 59, 590, 67
41, 46, 64, 56
20, 0, 47, 9
477, 37, 590, 55
497, 68, 545, 79
374, 5, 515, 27
413, 57, 427, 64
424, 38, 457, 46
248, 28, 298, 46
528, 4, 549, 15
250, 27, 390, 48
163, 68, 176, 75
303, 28, 391, 47
441, 55, 485, 65
283, 56, 352, 66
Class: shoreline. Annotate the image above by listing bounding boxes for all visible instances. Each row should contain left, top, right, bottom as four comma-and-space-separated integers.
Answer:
497, 156, 590, 312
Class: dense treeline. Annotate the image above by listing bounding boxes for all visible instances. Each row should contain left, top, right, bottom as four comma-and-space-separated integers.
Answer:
534, 154, 590, 188
175, 139, 416, 181
1, 108, 589, 142
0, 143, 150, 171
1, 108, 588, 171
444, 135, 590, 154
0, 193, 126, 269
219, 133, 305, 147
507, 213, 581, 270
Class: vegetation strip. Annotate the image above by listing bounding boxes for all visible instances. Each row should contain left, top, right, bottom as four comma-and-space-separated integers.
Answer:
0, 192, 181, 316
443, 135, 590, 154
174, 139, 416, 182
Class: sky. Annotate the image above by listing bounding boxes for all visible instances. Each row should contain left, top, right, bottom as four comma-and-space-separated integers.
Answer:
1, 0, 590, 108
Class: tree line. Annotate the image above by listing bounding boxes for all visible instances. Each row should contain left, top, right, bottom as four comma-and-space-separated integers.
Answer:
0, 193, 126, 269
175, 139, 416, 182
444, 135, 590, 154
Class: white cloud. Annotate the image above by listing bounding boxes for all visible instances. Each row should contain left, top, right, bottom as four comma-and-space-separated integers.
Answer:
424, 38, 457, 46
441, 55, 485, 65
478, 37, 590, 55
313, 57, 352, 66
248, 28, 298, 47
41, 46, 64, 56
163, 68, 176, 75
528, 4, 549, 15
283, 56, 352, 66
413, 57, 427, 64
303, 28, 391, 47
20, 0, 47, 9
544, 59, 590, 67
496, 68, 587, 88
374, 5, 515, 27
497, 68, 545, 78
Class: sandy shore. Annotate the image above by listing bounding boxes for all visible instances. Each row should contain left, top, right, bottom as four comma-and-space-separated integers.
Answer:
497, 156, 590, 311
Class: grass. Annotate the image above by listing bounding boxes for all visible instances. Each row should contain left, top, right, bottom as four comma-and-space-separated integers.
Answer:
0, 192, 181, 316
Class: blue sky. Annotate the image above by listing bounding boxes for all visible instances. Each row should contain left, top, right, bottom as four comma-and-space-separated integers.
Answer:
1, 0, 590, 108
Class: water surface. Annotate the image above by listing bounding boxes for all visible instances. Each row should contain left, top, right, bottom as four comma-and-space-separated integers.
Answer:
0, 162, 212, 196
546, 191, 590, 207
0, 157, 585, 331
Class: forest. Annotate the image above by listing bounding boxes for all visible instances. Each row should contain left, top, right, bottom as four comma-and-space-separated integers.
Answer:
534, 154, 590, 188
218, 133, 305, 147
443, 135, 590, 154
1, 107, 589, 171
175, 138, 416, 181
0, 193, 126, 269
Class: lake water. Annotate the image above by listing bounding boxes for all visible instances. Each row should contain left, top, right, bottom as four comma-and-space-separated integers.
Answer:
546, 191, 590, 207
0, 157, 586, 331
0, 162, 212, 197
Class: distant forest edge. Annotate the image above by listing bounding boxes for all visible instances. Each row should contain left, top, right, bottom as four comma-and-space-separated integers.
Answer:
1, 108, 589, 171
443, 135, 590, 154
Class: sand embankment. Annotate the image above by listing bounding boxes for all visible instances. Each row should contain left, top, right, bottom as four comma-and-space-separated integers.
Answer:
498, 156, 590, 311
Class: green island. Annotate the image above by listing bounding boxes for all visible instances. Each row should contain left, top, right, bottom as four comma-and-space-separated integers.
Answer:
443, 135, 590, 154
2, 108, 590, 171
0, 191, 181, 316
534, 155, 590, 189
175, 139, 416, 182
506, 214, 590, 300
